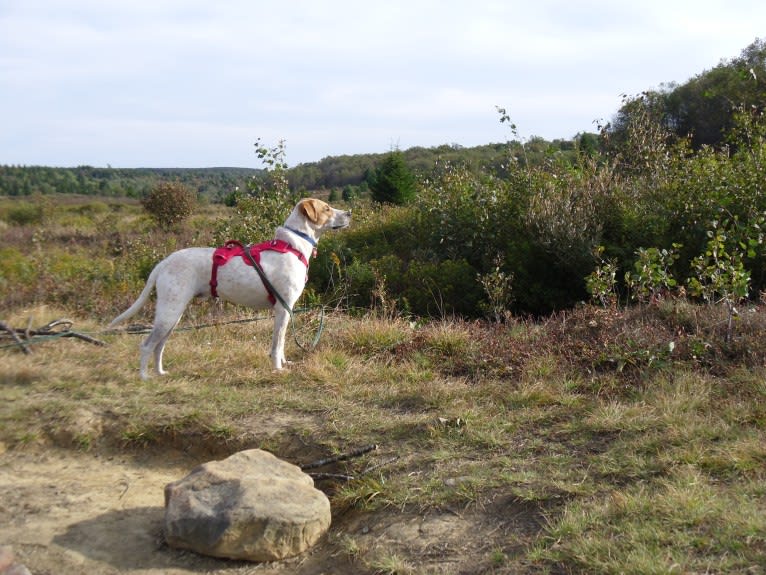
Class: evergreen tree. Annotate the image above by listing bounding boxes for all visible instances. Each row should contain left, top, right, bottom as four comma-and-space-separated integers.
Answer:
369, 149, 417, 205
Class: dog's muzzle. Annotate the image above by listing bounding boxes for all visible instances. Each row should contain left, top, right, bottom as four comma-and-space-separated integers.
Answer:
333, 210, 352, 229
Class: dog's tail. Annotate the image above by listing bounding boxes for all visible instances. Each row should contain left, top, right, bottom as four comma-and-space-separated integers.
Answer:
108, 264, 162, 328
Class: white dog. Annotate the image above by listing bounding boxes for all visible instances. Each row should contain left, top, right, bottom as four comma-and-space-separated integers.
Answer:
109, 198, 351, 379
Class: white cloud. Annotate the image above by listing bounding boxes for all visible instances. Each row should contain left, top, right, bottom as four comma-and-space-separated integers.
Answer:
1, 0, 764, 167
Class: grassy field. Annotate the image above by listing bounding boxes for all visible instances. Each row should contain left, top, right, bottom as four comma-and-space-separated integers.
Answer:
2, 196, 766, 573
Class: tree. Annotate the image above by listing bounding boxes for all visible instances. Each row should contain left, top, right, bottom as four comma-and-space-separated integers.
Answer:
369, 149, 417, 205
667, 38, 765, 149
141, 181, 197, 229
609, 39, 766, 150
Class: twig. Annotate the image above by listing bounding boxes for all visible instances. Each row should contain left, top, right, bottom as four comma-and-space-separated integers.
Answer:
42, 319, 74, 331
361, 456, 400, 475
0, 321, 31, 354
0, 318, 105, 350
308, 455, 400, 483
301, 444, 378, 471
39, 319, 105, 346
60, 331, 106, 346
300, 445, 400, 485
307, 472, 356, 481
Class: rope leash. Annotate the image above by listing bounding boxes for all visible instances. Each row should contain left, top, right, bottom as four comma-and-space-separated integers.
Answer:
2, 240, 327, 354
0, 308, 326, 353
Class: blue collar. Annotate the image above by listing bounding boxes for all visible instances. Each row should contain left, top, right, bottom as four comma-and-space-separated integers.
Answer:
285, 226, 318, 247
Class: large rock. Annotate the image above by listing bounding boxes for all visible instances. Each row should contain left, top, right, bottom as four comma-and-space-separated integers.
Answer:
0, 546, 31, 575
164, 449, 331, 562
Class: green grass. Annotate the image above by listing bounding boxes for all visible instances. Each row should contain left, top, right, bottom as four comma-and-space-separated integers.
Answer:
4, 301, 766, 573
534, 466, 766, 573
4, 197, 766, 572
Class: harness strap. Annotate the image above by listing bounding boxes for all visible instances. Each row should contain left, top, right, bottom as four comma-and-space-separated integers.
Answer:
242, 245, 283, 308
242, 244, 325, 353
209, 238, 323, 353
210, 240, 244, 299
209, 239, 310, 304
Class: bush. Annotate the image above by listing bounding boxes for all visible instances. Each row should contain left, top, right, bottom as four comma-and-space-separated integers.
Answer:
141, 182, 197, 229
0, 246, 37, 287
215, 138, 297, 245
5, 202, 44, 226
403, 258, 482, 317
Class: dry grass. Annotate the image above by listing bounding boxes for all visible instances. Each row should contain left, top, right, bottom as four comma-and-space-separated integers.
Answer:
4, 301, 766, 572
4, 197, 766, 572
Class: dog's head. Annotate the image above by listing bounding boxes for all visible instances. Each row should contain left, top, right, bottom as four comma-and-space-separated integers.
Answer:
298, 198, 351, 233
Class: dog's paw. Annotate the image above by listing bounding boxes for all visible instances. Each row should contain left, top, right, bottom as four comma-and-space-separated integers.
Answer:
271, 360, 294, 373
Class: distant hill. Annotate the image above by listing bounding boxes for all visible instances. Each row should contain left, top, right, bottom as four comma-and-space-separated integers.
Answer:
0, 137, 587, 200
287, 138, 585, 193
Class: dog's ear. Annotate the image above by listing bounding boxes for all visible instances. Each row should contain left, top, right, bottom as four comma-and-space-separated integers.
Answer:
300, 199, 322, 223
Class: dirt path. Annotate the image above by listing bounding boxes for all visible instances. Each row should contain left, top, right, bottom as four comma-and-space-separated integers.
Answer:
0, 448, 298, 574
0, 447, 542, 574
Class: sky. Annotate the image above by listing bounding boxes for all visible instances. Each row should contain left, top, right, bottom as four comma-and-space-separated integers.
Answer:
1, 1, 764, 168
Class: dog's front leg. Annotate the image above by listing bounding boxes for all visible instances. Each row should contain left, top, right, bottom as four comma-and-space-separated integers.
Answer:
270, 307, 291, 370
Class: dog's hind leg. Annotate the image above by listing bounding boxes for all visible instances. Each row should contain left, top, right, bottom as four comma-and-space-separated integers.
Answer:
139, 313, 183, 380
152, 318, 181, 376
138, 285, 192, 379
139, 338, 155, 380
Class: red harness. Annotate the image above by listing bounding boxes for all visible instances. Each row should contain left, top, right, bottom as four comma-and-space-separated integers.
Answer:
210, 240, 310, 305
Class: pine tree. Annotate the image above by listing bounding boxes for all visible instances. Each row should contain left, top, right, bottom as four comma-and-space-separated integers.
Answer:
369, 150, 417, 204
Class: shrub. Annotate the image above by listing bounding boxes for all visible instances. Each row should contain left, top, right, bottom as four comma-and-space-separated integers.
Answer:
478, 254, 515, 322
403, 259, 482, 317
625, 245, 681, 304
340, 258, 378, 310
0, 246, 37, 288
5, 202, 44, 226
214, 138, 297, 244
215, 193, 295, 245
141, 182, 197, 229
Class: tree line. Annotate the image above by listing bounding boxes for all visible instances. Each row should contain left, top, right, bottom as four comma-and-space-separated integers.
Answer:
0, 141, 586, 201
220, 39, 766, 318
0, 166, 260, 201
2, 39, 763, 205
608, 38, 765, 150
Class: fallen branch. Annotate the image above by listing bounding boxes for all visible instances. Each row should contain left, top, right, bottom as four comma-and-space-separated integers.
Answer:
307, 472, 356, 482
0, 317, 106, 352
301, 444, 378, 471
0, 321, 31, 354
301, 445, 401, 483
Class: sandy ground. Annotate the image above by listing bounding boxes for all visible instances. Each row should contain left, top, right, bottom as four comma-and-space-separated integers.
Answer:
0, 447, 542, 575
0, 448, 310, 574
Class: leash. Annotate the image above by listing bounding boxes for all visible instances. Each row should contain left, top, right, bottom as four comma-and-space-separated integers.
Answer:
241, 243, 325, 352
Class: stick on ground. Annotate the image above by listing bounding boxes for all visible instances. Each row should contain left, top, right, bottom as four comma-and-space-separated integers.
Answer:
301, 444, 378, 471
0, 321, 31, 354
